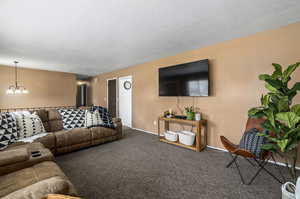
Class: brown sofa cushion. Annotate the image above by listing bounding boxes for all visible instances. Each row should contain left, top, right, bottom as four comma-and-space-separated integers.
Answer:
48, 110, 63, 132
0, 161, 67, 197
90, 126, 117, 140
0, 148, 29, 167
33, 110, 51, 132
7, 142, 44, 150
34, 110, 49, 123
1, 142, 54, 176
35, 133, 56, 150
1, 177, 75, 199
49, 120, 64, 132
48, 110, 62, 121
55, 128, 91, 148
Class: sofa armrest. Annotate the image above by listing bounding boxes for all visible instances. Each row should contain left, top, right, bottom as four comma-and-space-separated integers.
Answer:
113, 118, 122, 123
0, 148, 29, 167
0, 142, 54, 176
2, 177, 78, 199
113, 118, 122, 139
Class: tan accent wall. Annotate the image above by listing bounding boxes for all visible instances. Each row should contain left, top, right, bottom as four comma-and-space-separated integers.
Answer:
0, 66, 77, 109
92, 22, 300, 150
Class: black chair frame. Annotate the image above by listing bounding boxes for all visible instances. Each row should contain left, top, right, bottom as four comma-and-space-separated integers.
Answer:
226, 151, 285, 185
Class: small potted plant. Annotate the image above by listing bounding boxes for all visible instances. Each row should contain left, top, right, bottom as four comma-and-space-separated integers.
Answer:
248, 62, 300, 199
185, 106, 195, 120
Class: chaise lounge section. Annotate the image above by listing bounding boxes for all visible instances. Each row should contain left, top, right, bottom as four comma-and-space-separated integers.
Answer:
0, 143, 77, 198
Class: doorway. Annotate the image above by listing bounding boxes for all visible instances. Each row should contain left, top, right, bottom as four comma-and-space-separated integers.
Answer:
107, 78, 117, 118
118, 76, 132, 127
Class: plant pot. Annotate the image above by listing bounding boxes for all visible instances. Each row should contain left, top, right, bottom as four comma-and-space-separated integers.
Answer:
282, 182, 296, 199
186, 112, 195, 120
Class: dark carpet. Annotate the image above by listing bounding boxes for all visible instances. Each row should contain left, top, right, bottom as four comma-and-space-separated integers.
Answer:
56, 128, 283, 199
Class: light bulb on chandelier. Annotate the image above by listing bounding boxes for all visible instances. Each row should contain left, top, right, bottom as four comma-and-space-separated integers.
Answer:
6, 61, 29, 95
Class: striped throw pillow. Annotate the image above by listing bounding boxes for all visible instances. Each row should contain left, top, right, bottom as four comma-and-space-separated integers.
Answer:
85, 110, 103, 128
239, 128, 267, 158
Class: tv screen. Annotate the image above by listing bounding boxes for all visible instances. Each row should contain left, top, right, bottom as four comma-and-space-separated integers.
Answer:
159, 59, 209, 96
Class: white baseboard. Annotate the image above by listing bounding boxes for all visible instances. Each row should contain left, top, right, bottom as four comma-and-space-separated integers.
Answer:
206, 145, 228, 152
131, 127, 158, 135
130, 127, 300, 170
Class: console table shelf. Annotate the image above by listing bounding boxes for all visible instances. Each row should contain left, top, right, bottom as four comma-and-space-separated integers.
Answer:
157, 116, 207, 152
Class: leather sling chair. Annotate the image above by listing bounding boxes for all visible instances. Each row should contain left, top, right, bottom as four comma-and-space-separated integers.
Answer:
220, 117, 284, 185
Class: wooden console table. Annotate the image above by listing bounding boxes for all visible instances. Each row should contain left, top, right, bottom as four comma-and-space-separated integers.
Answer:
157, 116, 207, 152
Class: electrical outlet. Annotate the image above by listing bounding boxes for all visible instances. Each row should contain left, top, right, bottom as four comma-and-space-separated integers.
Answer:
153, 121, 157, 126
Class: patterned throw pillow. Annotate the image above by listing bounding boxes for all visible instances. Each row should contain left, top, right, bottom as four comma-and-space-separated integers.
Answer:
13, 112, 46, 139
0, 112, 18, 150
239, 128, 267, 158
85, 110, 103, 128
58, 109, 85, 130
91, 106, 116, 129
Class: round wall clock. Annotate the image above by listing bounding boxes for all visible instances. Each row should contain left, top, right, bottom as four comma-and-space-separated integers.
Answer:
123, 81, 132, 90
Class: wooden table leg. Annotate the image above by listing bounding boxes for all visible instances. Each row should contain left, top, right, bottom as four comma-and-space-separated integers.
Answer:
203, 124, 207, 148
157, 119, 160, 138
196, 123, 201, 152
164, 121, 169, 132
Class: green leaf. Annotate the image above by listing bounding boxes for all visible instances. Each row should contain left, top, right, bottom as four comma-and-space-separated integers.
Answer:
261, 134, 280, 143
259, 74, 272, 81
283, 127, 300, 139
282, 63, 300, 83
278, 139, 289, 152
271, 63, 283, 78
265, 79, 282, 89
291, 104, 300, 116
288, 91, 297, 101
277, 96, 289, 112
261, 143, 277, 151
276, 112, 300, 128
248, 107, 265, 118
261, 94, 270, 107
262, 120, 280, 134
289, 82, 300, 94
265, 83, 279, 93
265, 109, 276, 127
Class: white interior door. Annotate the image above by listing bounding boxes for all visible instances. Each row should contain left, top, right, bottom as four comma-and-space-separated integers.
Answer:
118, 76, 132, 127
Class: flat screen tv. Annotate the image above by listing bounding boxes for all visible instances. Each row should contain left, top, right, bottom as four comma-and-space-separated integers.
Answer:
159, 59, 209, 96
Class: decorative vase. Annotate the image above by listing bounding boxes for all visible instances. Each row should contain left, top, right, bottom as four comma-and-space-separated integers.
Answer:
186, 112, 195, 120
282, 182, 296, 199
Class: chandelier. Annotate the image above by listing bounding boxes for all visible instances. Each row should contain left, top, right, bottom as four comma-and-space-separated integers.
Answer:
6, 61, 29, 94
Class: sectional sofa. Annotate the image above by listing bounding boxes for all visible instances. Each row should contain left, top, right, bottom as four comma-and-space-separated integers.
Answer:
0, 108, 122, 198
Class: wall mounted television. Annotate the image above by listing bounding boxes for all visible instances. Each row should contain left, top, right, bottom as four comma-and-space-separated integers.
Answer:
159, 59, 210, 96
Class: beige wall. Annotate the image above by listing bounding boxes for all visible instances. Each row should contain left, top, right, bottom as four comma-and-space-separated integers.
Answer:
92, 22, 300, 150
0, 66, 77, 109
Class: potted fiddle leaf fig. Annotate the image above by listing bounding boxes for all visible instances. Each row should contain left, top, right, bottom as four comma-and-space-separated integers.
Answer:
248, 62, 300, 199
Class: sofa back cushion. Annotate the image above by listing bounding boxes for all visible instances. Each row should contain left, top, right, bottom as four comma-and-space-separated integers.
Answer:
58, 109, 85, 130
48, 109, 64, 132
34, 110, 50, 132
0, 112, 18, 150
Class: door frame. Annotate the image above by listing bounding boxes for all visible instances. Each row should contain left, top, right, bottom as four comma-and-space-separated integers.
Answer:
106, 77, 118, 117
118, 75, 132, 127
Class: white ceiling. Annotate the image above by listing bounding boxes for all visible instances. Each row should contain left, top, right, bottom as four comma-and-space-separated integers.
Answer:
0, 0, 300, 75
